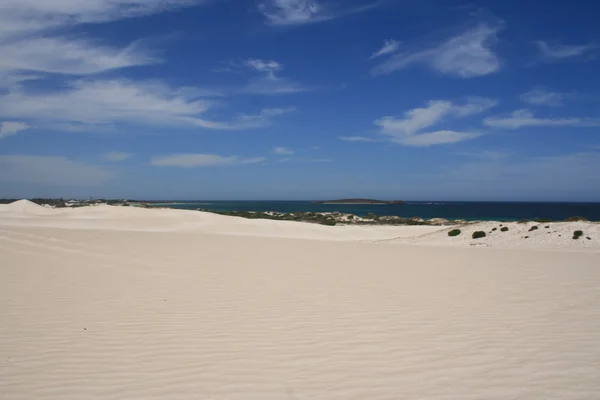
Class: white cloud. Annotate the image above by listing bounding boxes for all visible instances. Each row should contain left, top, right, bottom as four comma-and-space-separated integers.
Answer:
0, 1, 204, 80
371, 23, 501, 78
151, 154, 266, 167
242, 79, 311, 95
235, 107, 296, 123
484, 109, 600, 129
0, 1, 279, 135
370, 39, 400, 59
104, 151, 133, 162
0, 79, 291, 131
0, 121, 30, 139
374, 98, 496, 146
0, 37, 159, 77
339, 136, 377, 142
535, 41, 597, 61
521, 88, 565, 107
245, 59, 282, 79
0, 155, 113, 186
240, 58, 312, 95
258, 0, 378, 26
393, 130, 479, 147
273, 146, 294, 155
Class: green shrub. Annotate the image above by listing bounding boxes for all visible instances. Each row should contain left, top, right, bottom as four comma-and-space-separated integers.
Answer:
448, 229, 461, 237
500, 227, 509, 232
573, 230, 583, 237
528, 226, 539, 232
545, 225, 550, 229
565, 216, 588, 222
492, 227, 498, 231
517, 219, 530, 224
472, 231, 486, 239
534, 218, 553, 223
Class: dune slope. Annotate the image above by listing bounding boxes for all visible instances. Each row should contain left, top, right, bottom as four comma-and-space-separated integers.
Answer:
1, 225, 600, 400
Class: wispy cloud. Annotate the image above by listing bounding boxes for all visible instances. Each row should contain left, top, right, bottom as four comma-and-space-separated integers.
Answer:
339, 135, 377, 142
371, 23, 501, 78
484, 109, 600, 129
0, 79, 292, 131
151, 154, 266, 167
258, 0, 379, 26
535, 41, 597, 61
0, 1, 279, 135
0, 155, 113, 186
370, 39, 400, 59
521, 88, 565, 107
0, 121, 30, 139
273, 146, 295, 155
374, 97, 496, 146
0, 1, 203, 81
104, 152, 134, 162
241, 58, 312, 95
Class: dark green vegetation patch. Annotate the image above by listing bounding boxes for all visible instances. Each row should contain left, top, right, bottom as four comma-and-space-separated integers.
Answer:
472, 231, 486, 239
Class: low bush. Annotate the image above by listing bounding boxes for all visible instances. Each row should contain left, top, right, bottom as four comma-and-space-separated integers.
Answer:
492, 227, 498, 231
448, 229, 461, 237
472, 231, 486, 239
528, 226, 539, 232
534, 218, 553, 223
565, 216, 588, 222
500, 227, 509, 232
517, 219, 530, 224
321, 218, 337, 226
545, 225, 550, 229
573, 230, 583, 237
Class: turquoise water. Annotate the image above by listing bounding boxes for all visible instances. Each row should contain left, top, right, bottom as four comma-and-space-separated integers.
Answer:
151, 201, 600, 221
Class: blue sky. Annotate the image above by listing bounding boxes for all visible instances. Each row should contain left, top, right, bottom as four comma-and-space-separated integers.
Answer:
1, 0, 599, 201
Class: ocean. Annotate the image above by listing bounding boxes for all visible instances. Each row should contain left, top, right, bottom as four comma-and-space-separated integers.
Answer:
151, 201, 600, 222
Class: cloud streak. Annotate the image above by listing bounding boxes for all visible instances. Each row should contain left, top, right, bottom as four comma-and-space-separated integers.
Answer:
0, 79, 293, 131
0, 1, 203, 81
258, 0, 379, 26
151, 154, 266, 167
535, 41, 597, 61
371, 23, 501, 78
374, 98, 496, 146
0, 121, 30, 139
370, 39, 400, 59
484, 109, 600, 129
241, 58, 313, 95
521, 88, 565, 107
104, 152, 134, 162
273, 146, 295, 155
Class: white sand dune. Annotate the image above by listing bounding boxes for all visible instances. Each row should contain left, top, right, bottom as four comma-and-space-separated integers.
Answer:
0, 200, 440, 241
1, 201, 600, 399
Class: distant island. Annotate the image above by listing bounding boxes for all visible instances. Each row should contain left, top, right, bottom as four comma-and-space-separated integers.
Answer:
313, 199, 405, 205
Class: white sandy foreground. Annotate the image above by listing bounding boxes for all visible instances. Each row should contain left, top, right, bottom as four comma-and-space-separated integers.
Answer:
1, 200, 600, 399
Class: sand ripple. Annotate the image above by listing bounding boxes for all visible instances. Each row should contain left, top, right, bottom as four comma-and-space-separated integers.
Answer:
1, 227, 600, 399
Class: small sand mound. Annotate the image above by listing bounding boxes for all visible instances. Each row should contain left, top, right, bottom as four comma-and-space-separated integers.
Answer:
0, 199, 57, 215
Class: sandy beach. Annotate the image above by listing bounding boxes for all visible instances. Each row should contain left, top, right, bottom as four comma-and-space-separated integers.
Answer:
2, 201, 600, 399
